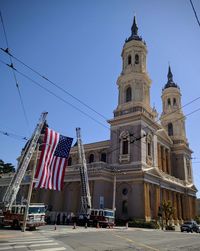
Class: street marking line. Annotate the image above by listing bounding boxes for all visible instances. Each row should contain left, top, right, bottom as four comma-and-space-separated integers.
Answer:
34, 248, 66, 251
112, 233, 159, 251
29, 242, 59, 247
0, 246, 26, 250
0, 240, 54, 246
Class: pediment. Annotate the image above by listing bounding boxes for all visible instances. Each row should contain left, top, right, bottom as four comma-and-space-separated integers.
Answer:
156, 128, 173, 144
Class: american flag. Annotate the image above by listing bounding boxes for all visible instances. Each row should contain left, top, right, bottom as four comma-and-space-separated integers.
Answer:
34, 127, 73, 191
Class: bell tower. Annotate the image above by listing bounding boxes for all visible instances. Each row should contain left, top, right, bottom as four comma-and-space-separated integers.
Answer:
160, 66, 187, 143
160, 67, 193, 183
108, 16, 157, 166
113, 16, 156, 119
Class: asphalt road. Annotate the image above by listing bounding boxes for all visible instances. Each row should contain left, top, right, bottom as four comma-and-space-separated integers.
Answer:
1, 225, 200, 251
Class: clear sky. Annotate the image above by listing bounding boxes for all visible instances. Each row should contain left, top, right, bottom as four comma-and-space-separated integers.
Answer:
0, 1, 200, 196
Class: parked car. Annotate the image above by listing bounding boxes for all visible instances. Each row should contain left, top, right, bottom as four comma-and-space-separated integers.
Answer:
180, 221, 200, 233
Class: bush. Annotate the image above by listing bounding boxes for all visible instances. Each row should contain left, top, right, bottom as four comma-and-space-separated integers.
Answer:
119, 219, 160, 229
165, 225, 175, 231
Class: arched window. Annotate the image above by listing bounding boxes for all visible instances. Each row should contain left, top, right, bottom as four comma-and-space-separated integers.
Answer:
168, 123, 173, 136
128, 55, 132, 65
167, 98, 171, 106
135, 54, 139, 64
173, 98, 176, 106
122, 200, 128, 214
100, 153, 107, 162
122, 140, 128, 154
147, 142, 151, 156
68, 157, 72, 166
89, 154, 94, 163
126, 87, 132, 102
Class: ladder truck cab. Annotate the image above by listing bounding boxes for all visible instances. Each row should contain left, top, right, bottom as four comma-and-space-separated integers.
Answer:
0, 112, 48, 230
76, 128, 115, 228
1, 203, 46, 230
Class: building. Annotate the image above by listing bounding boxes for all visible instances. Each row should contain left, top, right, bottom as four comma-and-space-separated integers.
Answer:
0, 17, 197, 222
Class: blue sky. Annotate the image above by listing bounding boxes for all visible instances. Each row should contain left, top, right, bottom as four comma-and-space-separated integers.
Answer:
0, 0, 200, 196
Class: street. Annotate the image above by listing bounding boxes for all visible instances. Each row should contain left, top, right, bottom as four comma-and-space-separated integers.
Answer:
1, 225, 200, 251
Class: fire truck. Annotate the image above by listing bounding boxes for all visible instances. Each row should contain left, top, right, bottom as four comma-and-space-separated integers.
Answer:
76, 128, 115, 228
1, 203, 45, 230
0, 112, 47, 230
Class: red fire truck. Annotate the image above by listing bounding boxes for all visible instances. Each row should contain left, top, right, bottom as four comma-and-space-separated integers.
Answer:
1, 203, 46, 230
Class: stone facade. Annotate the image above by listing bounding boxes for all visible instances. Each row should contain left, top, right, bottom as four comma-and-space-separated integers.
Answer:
0, 17, 197, 222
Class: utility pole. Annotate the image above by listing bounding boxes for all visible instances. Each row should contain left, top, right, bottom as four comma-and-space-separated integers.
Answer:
22, 144, 39, 232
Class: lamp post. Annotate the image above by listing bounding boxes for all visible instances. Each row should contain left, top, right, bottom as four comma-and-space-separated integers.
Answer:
112, 174, 116, 211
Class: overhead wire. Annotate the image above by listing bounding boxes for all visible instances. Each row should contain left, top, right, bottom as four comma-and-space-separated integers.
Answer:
1, 48, 200, 141
0, 48, 108, 121
189, 0, 200, 27
0, 58, 110, 131
1, 56, 200, 156
0, 11, 30, 134
0, 129, 28, 141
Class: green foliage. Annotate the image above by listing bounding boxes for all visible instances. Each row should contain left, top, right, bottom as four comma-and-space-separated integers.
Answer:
115, 218, 159, 229
194, 216, 200, 224
0, 159, 15, 174
161, 200, 175, 226
128, 219, 160, 229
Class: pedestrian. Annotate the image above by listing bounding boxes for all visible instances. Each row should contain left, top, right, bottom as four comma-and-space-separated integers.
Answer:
57, 213, 60, 225
62, 213, 66, 225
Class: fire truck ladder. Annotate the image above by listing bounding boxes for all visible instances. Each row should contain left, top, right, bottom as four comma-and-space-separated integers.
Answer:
2, 112, 48, 210
76, 127, 92, 215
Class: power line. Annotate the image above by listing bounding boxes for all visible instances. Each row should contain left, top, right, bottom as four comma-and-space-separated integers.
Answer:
0, 129, 28, 141
0, 58, 110, 131
189, 0, 200, 27
0, 10, 30, 134
0, 48, 108, 121
1, 57, 200, 157
2, 48, 200, 142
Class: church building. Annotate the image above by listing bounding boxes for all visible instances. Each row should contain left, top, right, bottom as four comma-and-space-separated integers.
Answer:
0, 17, 197, 222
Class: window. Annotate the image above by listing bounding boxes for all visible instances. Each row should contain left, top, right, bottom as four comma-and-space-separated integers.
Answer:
89, 154, 94, 163
135, 54, 139, 64
100, 153, 107, 162
122, 188, 128, 195
147, 142, 151, 156
122, 200, 128, 214
126, 87, 132, 102
167, 98, 171, 106
128, 55, 132, 65
68, 157, 72, 166
173, 98, 176, 106
122, 140, 128, 154
168, 123, 173, 136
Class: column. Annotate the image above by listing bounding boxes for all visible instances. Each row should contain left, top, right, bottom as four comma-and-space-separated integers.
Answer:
173, 192, 177, 221
144, 183, 150, 221
155, 185, 160, 219
157, 143, 161, 169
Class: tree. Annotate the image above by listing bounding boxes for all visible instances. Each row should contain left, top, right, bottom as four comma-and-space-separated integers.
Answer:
162, 200, 175, 227
0, 159, 15, 174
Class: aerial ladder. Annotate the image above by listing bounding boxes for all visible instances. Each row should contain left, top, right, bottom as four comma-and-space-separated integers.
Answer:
2, 112, 48, 210
75, 128, 115, 228
76, 127, 91, 216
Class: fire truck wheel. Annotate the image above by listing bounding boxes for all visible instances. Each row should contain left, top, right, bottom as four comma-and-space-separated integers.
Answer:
12, 219, 19, 229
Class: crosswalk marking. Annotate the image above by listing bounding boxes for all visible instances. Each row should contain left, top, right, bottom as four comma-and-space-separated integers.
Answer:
34, 248, 66, 251
0, 240, 54, 246
0, 235, 66, 251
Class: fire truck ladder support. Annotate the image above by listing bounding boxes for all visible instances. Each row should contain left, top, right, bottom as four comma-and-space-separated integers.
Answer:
76, 128, 91, 215
2, 112, 48, 210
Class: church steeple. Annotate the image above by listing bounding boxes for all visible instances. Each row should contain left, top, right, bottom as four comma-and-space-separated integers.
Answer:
131, 16, 138, 36
126, 16, 142, 42
164, 66, 179, 89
